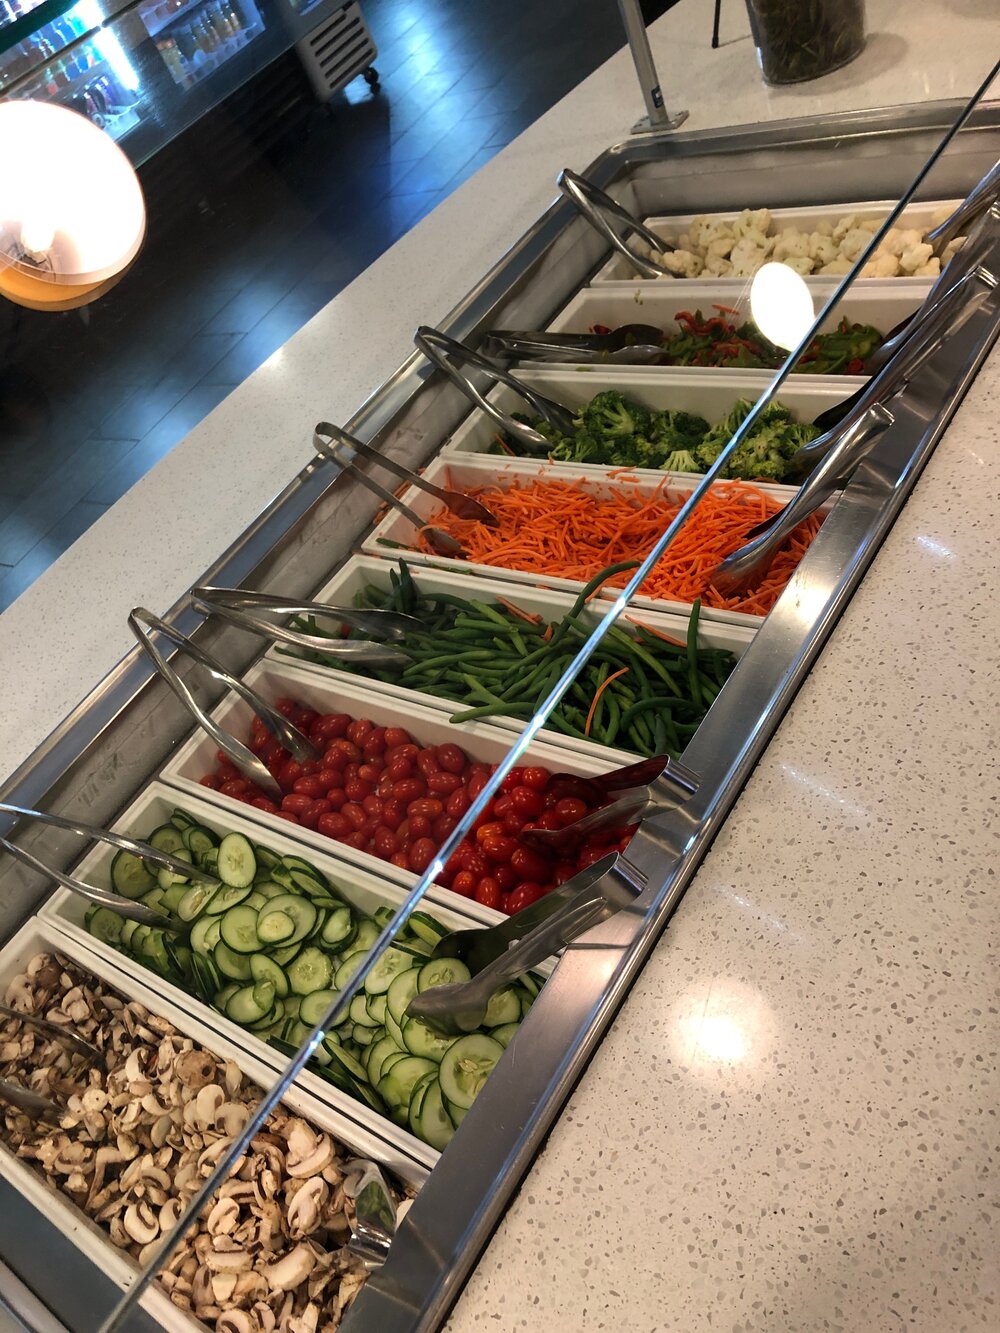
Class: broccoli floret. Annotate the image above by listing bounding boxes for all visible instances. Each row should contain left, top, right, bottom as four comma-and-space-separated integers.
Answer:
661, 449, 701, 473
502, 413, 570, 457
693, 433, 726, 473
550, 430, 605, 464
578, 390, 652, 442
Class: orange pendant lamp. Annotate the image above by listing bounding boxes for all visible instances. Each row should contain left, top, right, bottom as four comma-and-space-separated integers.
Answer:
0, 99, 145, 310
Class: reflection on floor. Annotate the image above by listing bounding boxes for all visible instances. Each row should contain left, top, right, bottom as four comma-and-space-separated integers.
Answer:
0, 0, 684, 612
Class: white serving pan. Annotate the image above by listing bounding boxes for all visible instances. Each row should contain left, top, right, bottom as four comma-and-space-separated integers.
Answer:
438, 367, 854, 462
267, 554, 753, 761
542, 280, 929, 380
0, 920, 424, 1333
158, 662, 628, 873
37, 787, 496, 1173
590, 197, 959, 286
360, 453, 815, 630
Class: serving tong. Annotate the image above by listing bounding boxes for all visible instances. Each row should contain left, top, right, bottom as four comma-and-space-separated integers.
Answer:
711, 261, 999, 597
192, 586, 415, 669
406, 851, 645, 1035
0, 800, 216, 931
129, 607, 319, 799
343, 1158, 400, 1268
413, 325, 578, 454
314, 421, 497, 558
520, 754, 700, 854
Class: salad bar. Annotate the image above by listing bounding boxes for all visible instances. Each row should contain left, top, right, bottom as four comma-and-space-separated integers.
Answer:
0, 99, 998, 1333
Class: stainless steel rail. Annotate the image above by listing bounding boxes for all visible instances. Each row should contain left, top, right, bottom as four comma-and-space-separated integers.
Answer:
0, 102, 998, 1329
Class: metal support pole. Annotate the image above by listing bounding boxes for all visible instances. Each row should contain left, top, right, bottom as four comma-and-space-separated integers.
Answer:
616, 0, 688, 133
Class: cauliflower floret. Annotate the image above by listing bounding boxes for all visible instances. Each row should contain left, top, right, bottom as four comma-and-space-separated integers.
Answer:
896, 228, 924, 251
832, 213, 860, 243
899, 241, 934, 273
675, 231, 693, 251
942, 236, 965, 263
913, 258, 942, 277
702, 252, 734, 277
704, 235, 735, 261
808, 232, 838, 265
818, 258, 854, 276
732, 207, 772, 238
729, 244, 769, 277
814, 220, 833, 237
772, 227, 811, 261
837, 226, 875, 262
783, 255, 815, 276
686, 216, 712, 248
861, 252, 901, 278
879, 227, 906, 258
696, 219, 736, 250
659, 248, 704, 278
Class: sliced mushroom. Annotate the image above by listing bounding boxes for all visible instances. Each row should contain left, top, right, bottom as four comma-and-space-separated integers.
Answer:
194, 1084, 226, 1129
262, 1244, 315, 1293
124, 1201, 160, 1246
206, 1196, 241, 1236
286, 1178, 327, 1240
175, 1050, 216, 1091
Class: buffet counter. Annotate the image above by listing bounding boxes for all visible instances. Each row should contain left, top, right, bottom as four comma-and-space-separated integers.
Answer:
0, 1, 998, 1330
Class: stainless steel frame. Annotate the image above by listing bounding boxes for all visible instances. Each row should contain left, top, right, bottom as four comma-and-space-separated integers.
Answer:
0, 101, 998, 1330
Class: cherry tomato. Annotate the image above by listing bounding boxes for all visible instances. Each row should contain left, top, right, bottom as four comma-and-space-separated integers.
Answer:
281, 793, 314, 816
521, 766, 550, 790
324, 787, 347, 812
510, 787, 545, 819
311, 712, 351, 743
435, 743, 467, 775
362, 727, 387, 757
390, 851, 411, 871
511, 846, 551, 881
408, 797, 443, 820
381, 798, 405, 831
415, 750, 440, 777
474, 876, 502, 910
408, 837, 437, 873
535, 810, 562, 831
372, 826, 398, 858
220, 777, 251, 798
391, 778, 426, 804
553, 862, 578, 886
198, 775, 221, 790
451, 870, 476, 897
461, 850, 489, 879
346, 719, 374, 746
292, 775, 327, 798
506, 881, 546, 914
467, 772, 490, 800
407, 814, 432, 841
250, 796, 278, 813
362, 794, 383, 819
322, 748, 348, 773
432, 814, 457, 843
317, 768, 340, 789
342, 802, 367, 831
275, 698, 297, 717
502, 811, 524, 834
447, 789, 470, 819
344, 831, 369, 851
427, 771, 463, 796
358, 762, 382, 784
554, 797, 587, 825
494, 864, 517, 892
482, 834, 517, 865
384, 727, 412, 749
297, 708, 319, 731
273, 811, 300, 825
345, 778, 374, 803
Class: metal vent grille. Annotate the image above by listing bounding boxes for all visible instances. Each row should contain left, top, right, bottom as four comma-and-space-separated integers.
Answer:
297, 1, 377, 102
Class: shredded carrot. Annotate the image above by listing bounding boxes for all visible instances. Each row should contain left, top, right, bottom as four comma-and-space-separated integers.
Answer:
493, 433, 516, 457
543, 624, 553, 641
623, 616, 686, 648
416, 476, 824, 616
496, 596, 542, 624
585, 667, 629, 736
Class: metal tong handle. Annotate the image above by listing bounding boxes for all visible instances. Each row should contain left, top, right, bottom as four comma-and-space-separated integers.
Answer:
0, 836, 178, 930
414, 326, 576, 453
0, 1078, 63, 1123
0, 1000, 103, 1064
315, 422, 457, 516
129, 608, 318, 798
712, 265, 998, 594
192, 589, 410, 668
927, 157, 1000, 257
313, 427, 429, 531
0, 800, 216, 886
557, 167, 674, 280
193, 587, 421, 639
344, 1159, 399, 1269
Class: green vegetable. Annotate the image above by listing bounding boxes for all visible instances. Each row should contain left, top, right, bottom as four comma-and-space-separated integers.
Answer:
280, 559, 738, 758
494, 389, 821, 484
747, 0, 865, 85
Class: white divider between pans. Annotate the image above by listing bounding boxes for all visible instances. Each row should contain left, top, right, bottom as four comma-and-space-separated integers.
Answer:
360, 453, 812, 630
157, 661, 624, 878
0, 920, 426, 1333
543, 279, 929, 379
438, 367, 856, 461
588, 197, 956, 285
264, 553, 753, 762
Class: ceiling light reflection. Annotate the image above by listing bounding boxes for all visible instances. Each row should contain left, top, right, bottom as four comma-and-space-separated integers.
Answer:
749, 260, 815, 351
672, 978, 774, 1070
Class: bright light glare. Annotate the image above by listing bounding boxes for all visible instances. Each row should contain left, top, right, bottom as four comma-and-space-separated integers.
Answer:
671, 978, 774, 1070
0, 101, 144, 283
71, 0, 141, 91
681, 1013, 747, 1062
750, 261, 815, 351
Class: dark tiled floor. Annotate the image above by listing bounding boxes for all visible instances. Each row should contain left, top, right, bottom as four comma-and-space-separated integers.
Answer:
0, 0, 679, 612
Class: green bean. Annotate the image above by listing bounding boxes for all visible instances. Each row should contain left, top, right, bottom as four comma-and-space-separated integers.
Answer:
448, 702, 533, 724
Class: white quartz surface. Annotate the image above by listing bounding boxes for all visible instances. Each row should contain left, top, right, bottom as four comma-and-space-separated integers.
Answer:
1, 2, 999, 1328
444, 353, 1000, 1331
0, 0, 997, 781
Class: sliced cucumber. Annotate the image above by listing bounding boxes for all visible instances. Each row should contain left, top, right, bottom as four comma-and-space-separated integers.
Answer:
254, 845, 280, 870
259, 895, 316, 947
366, 1035, 401, 1085
190, 915, 222, 956
249, 952, 290, 999
353, 1023, 377, 1047
491, 1022, 521, 1049
373, 905, 395, 929
289, 869, 329, 897
334, 954, 365, 991
349, 994, 375, 1027
216, 833, 256, 889
204, 883, 252, 916
326, 1044, 368, 1082
299, 989, 339, 1026
214, 940, 254, 981
110, 849, 156, 899
351, 919, 381, 954
320, 906, 355, 949
257, 909, 294, 944
519, 971, 544, 999
417, 957, 471, 993
88, 905, 124, 946
439, 1034, 504, 1111
182, 825, 218, 857
365, 946, 412, 995
288, 946, 334, 996
445, 1096, 467, 1128
215, 981, 240, 1009
227, 982, 274, 1025
147, 824, 187, 855
253, 880, 286, 901
412, 1076, 454, 1150
377, 1055, 437, 1109
366, 993, 388, 1026
482, 986, 521, 1028
409, 912, 450, 947
271, 942, 302, 966
159, 883, 189, 915
120, 919, 139, 949
406, 1069, 435, 1128
386, 967, 420, 1026
402, 1015, 458, 1062
169, 808, 196, 830
219, 904, 260, 954
156, 847, 192, 890
177, 881, 219, 922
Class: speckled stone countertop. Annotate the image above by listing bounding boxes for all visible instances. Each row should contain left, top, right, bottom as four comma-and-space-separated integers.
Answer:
1, 0, 999, 1328
444, 359, 1000, 1331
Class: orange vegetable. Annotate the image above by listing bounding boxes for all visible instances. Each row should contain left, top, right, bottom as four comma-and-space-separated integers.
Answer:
585, 667, 630, 737
416, 476, 823, 616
